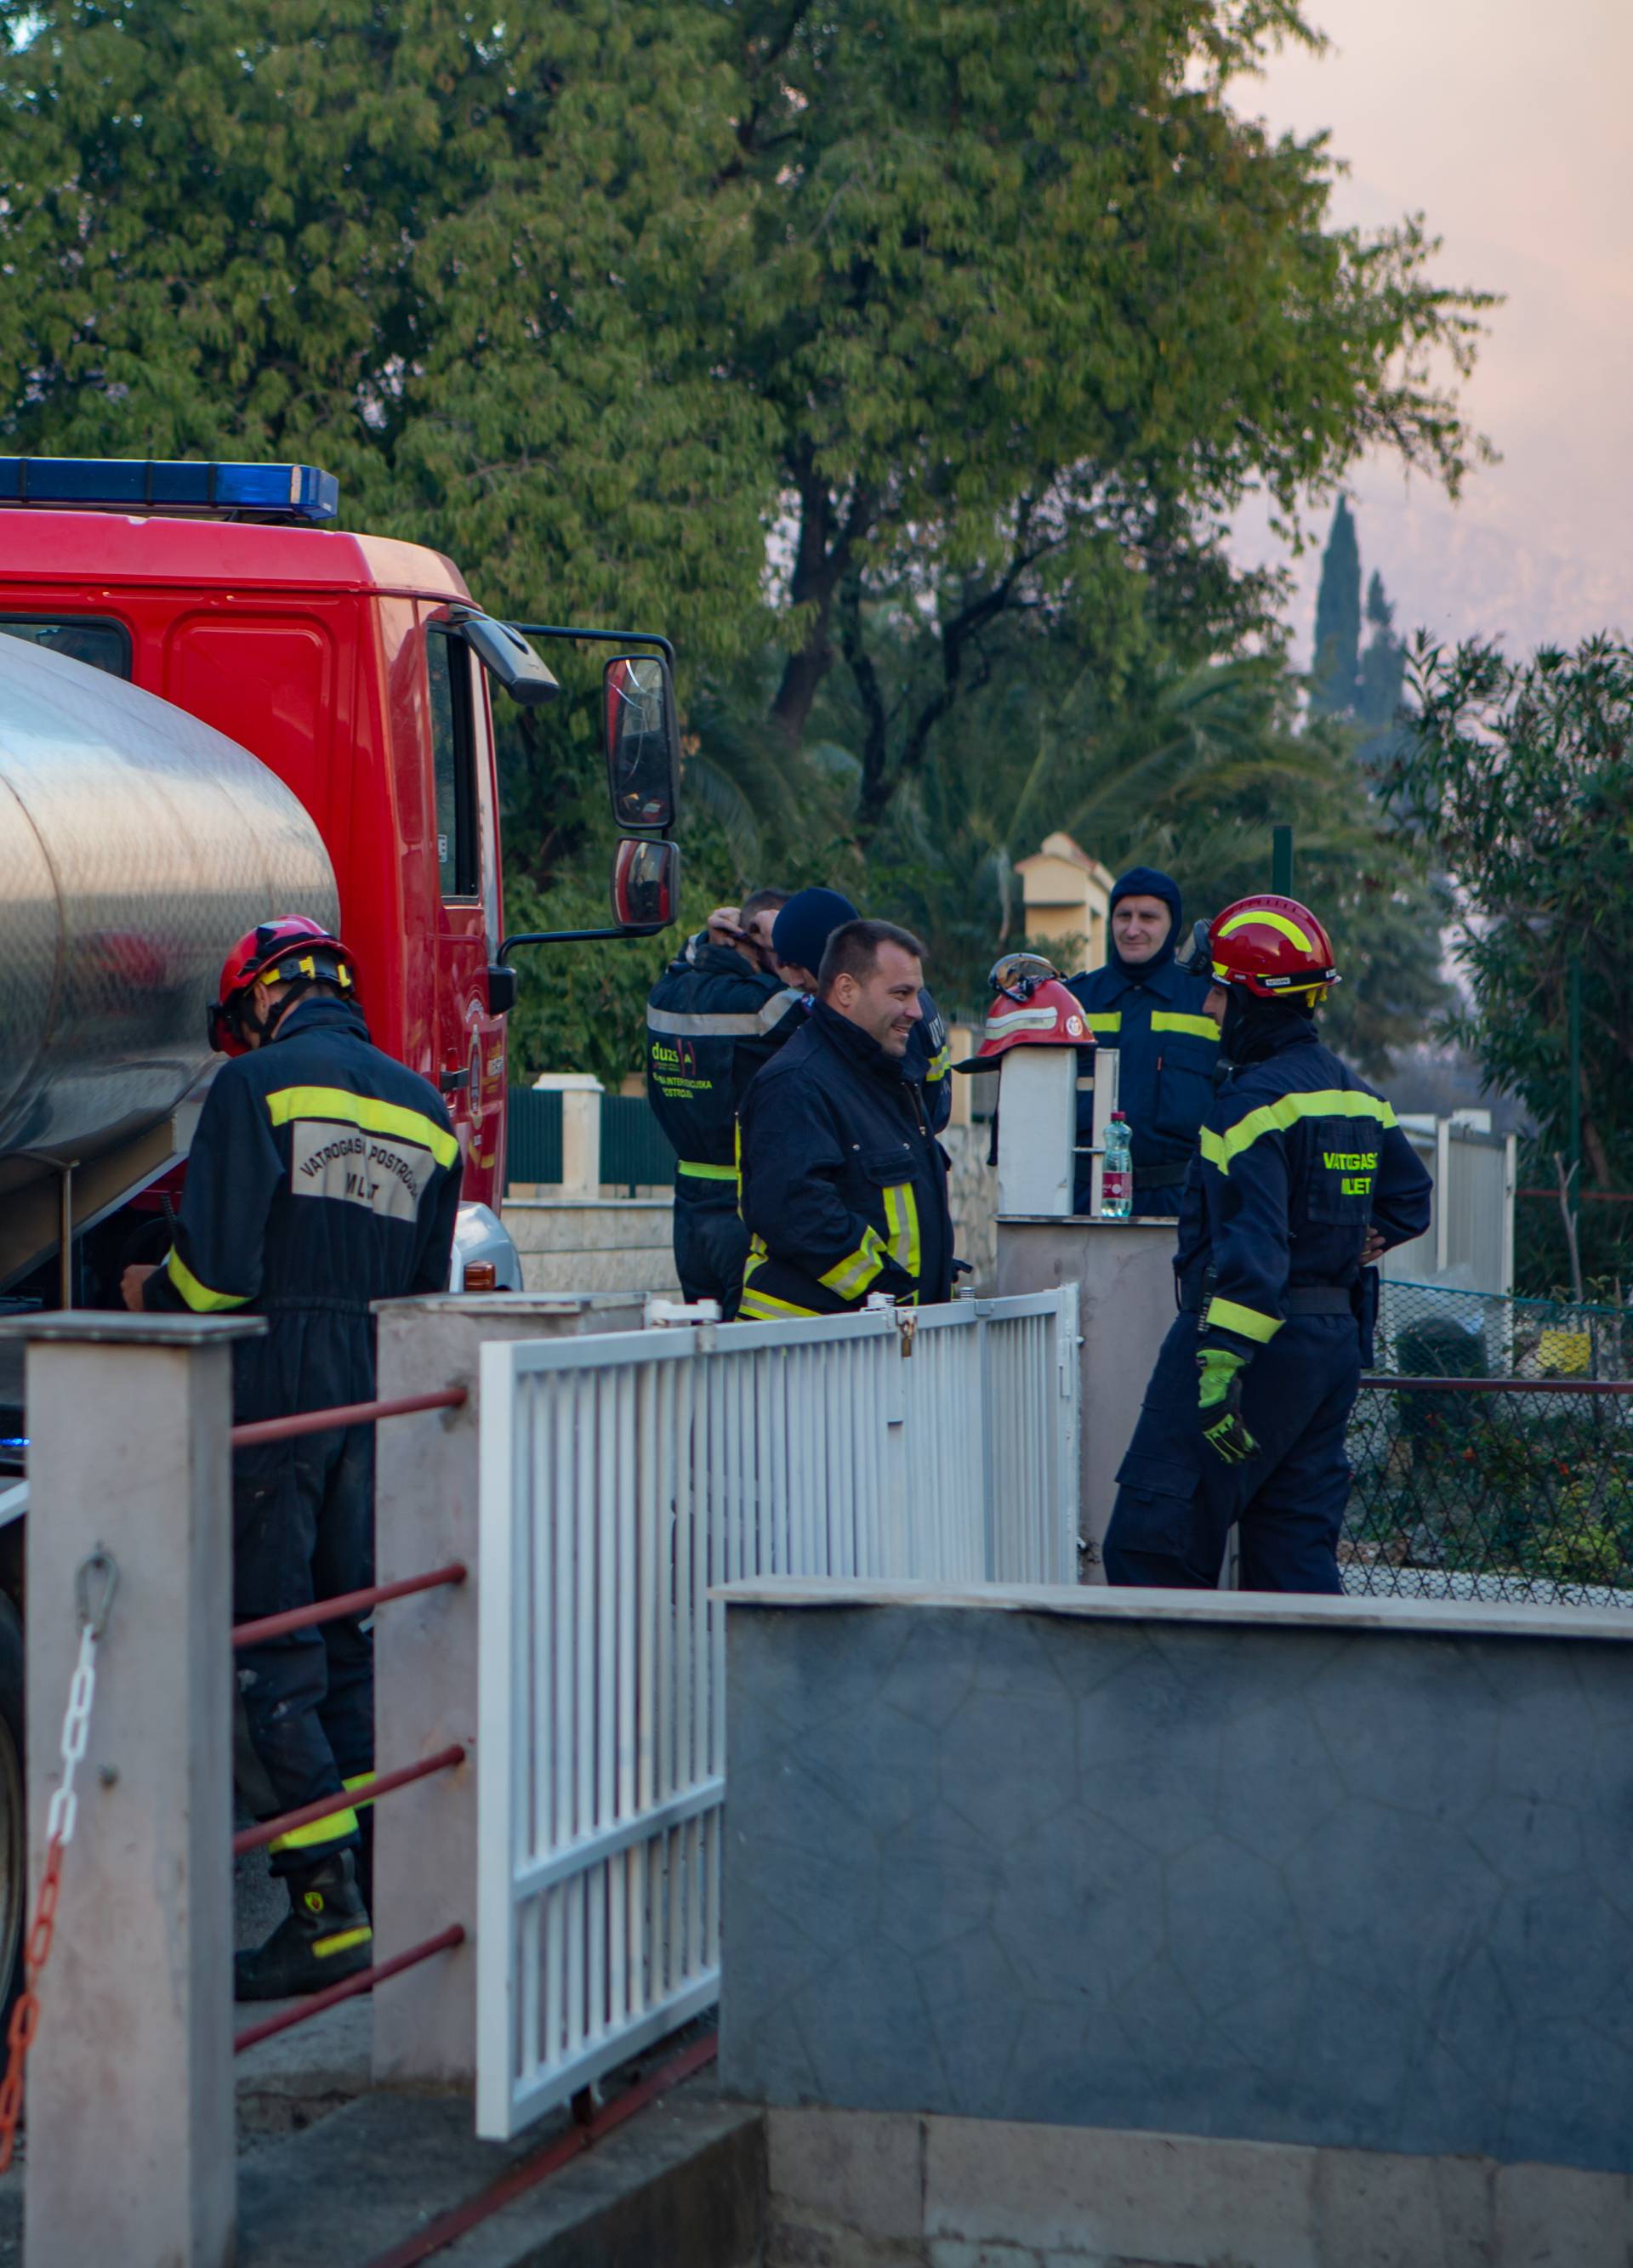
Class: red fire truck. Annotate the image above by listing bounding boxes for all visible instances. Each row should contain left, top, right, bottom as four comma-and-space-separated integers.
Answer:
0, 458, 683, 1996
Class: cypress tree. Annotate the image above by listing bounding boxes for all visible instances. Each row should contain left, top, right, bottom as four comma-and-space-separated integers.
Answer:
1312, 497, 1362, 715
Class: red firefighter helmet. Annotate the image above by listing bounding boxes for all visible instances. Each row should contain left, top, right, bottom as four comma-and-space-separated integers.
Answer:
1207, 895, 1339, 1000
953, 954, 1093, 1071
208, 916, 359, 1055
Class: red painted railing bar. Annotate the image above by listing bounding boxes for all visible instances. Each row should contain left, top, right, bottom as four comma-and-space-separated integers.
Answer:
1361, 1374, 1633, 1396
233, 1744, 466, 1857
232, 1562, 466, 1649
230, 1387, 466, 1449
233, 1924, 466, 2055
362, 2029, 720, 2268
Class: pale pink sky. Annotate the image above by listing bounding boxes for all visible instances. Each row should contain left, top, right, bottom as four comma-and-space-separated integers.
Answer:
1231, 0, 1633, 660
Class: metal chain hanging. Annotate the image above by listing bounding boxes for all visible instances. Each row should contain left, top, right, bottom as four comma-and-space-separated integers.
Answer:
0, 1549, 117, 2174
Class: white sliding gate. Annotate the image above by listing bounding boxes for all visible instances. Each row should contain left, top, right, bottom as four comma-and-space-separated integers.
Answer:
475, 1290, 1079, 2137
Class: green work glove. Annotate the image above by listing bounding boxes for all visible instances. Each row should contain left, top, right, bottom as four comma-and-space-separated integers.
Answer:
1198, 1346, 1259, 1466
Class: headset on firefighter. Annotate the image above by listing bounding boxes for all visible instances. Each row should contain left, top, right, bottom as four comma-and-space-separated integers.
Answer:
208, 916, 360, 1055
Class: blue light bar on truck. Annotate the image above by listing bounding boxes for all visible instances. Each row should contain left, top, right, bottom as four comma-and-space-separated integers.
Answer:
0, 457, 339, 522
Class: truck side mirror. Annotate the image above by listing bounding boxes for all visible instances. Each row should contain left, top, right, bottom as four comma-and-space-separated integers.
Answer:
603, 654, 679, 832
460, 615, 561, 707
612, 837, 680, 930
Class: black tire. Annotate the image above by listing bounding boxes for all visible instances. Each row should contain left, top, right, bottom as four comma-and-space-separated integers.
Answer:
0, 1594, 26, 2023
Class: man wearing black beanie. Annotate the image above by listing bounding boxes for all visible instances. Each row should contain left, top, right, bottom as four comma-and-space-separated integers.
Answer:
1066, 865, 1217, 1216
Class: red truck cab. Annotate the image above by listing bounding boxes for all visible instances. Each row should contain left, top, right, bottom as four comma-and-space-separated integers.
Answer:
0, 500, 521, 1201
0, 458, 681, 1268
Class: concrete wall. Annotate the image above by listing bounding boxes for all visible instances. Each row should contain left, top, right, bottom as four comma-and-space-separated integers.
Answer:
944, 1124, 998, 1293
503, 1196, 680, 1296
762, 2103, 1633, 2268
720, 1583, 1633, 2181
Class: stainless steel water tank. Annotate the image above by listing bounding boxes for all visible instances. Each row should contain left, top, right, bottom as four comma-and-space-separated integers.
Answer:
0, 635, 339, 1165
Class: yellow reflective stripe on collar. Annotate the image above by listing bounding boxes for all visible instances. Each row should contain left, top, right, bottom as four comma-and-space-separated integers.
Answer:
677, 1160, 738, 1181
1199, 1089, 1396, 1176
1150, 1011, 1218, 1043
1081, 1011, 1121, 1034
268, 1805, 361, 1855
162, 1248, 252, 1314
265, 1086, 458, 1169
1204, 1295, 1283, 1344
820, 1225, 887, 1299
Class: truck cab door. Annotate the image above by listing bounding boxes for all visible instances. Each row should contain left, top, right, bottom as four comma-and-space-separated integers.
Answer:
424, 622, 505, 1205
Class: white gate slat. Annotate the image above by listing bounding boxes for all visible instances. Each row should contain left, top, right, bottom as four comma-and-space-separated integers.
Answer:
476, 1289, 1078, 2137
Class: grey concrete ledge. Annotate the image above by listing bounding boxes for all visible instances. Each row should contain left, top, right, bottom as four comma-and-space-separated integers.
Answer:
0, 1307, 265, 1344
504, 1196, 674, 1212
373, 1290, 641, 1316
714, 1572, 1633, 1645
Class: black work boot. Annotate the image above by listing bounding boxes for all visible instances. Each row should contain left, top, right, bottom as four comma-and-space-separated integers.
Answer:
234, 1852, 373, 2003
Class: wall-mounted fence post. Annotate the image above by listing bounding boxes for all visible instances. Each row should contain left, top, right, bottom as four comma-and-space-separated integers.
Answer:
370, 1293, 641, 2090
5, 1310, 262, 2268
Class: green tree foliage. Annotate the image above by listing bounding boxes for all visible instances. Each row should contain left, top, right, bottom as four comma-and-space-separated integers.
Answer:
1385, 637, 1633, 1285
0, 0, 1484, 1086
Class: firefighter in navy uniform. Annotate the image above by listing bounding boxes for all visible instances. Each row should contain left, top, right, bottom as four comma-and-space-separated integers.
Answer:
1103, 895, 1431, 1593
645, 889, 803, 1314
123, 918, 462, 1998
1066, 866, 1217, 1215
737, 920, 953, 1321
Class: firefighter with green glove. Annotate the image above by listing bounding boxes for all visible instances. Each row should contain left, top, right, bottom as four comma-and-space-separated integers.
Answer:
1103, 894, 1431, 1592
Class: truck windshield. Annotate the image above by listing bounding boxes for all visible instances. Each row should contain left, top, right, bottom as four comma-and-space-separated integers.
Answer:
0, 616, 130, 679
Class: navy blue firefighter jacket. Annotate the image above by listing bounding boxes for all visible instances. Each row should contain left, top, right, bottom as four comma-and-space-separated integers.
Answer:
143, 995, 464, 1415
1066, 956, 1220, 1213
645, 939, 805, 1203
737, 1001, 953, 1320
1177, 1020, 1432, 1359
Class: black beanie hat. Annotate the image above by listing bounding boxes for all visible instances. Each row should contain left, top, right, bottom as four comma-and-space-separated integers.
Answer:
771, 887, 859, 977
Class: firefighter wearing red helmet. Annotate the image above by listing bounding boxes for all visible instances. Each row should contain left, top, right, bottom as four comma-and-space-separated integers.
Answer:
1103, 893, 1431, 1593
122, 915, 463, 1998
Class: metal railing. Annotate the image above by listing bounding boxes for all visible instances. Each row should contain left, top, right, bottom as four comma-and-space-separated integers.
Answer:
1343, 1374, 1633, 1609
474, 1291, 1079, 2138
504, 1087, 677, 1194
225, 1387, 472, 2055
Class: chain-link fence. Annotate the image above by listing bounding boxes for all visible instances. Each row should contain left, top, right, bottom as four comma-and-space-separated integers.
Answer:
1343, 1279, 1633, 1608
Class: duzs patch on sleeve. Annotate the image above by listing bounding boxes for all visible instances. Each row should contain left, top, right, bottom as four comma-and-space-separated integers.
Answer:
289, 1118, 434, 1222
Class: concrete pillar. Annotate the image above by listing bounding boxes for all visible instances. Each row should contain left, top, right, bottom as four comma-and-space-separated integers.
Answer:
7, 1310, 263, 2268
996, 1218, 1176, 1576
369, 1292, 641, 2089
993, 1049, 1076, 1216
532, 1072, 603, 1198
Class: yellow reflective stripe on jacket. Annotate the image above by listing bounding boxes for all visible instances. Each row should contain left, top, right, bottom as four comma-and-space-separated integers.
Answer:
925, 1043, 952, 1083
265, 1086, 458, 1170
1150, 1011, 1218, 1043
1081, 1011, 1121, 1035
162, 1248, 252, 1314
313, 1925, 373, 1960
1205, 1295, 1283, 1345
882, 1185, 921, 1282
738, 1284, 822, 1322
1199, 1089, 1397, 1177
268, 1805, 361, 1856
819, 1225, 887, 1300
344, 1771, 377, 1810
677, 1160, 738, 1182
